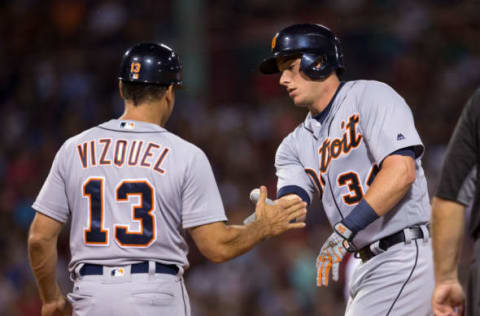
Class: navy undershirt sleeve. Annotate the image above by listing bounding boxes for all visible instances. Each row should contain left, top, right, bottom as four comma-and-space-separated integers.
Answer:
390, 147, 416, 159
277, 185, 311, 205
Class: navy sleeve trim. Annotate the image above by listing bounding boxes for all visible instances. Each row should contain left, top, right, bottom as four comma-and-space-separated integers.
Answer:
390, 146, 416, 159
277, 185, 311, 205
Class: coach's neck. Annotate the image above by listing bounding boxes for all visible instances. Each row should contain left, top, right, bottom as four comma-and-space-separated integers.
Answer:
119, 84, 175, 127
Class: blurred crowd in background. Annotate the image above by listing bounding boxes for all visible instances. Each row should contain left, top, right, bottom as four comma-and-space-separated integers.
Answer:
1, 0, 479, 315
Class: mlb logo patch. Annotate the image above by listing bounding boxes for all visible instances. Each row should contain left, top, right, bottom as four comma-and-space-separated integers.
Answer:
111, 268, 125, 277
120, 122, 135, 129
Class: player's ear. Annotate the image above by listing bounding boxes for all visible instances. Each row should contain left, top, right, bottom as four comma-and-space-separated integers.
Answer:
119, 80, 125, 99
165, 85, 175, 104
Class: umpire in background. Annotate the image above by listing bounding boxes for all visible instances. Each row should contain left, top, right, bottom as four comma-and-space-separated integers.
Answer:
432, 87, 480, 316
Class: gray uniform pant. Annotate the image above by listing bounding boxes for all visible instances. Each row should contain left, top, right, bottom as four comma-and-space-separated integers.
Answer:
68, 264, 190, 316
345, 226, 434, 316
466, 239, 480, 316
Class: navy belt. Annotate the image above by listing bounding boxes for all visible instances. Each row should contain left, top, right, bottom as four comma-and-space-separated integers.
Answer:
356, 225, 428, 262
79, 262, 178, 276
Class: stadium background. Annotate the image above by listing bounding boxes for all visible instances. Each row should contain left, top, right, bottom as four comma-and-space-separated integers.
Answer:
0, 0, 479, 315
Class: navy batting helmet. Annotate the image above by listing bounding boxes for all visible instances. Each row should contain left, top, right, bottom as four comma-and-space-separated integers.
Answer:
119, 42, 183, 87
259, 24, 345, 80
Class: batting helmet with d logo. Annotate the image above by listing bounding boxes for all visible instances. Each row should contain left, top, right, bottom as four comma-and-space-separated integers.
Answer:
259, 24, 345, 80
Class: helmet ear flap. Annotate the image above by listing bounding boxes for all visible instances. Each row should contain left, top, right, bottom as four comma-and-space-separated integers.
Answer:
300, 53, 334, 80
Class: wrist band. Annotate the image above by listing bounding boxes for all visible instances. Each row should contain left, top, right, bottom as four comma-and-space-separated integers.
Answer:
342, 199, 379, 235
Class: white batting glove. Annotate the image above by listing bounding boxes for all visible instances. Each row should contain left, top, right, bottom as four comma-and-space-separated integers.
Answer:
316, 222, 354, 287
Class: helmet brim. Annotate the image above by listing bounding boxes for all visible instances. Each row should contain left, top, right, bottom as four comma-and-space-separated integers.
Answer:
259, 51, 303, 74
259, 57, 280, 74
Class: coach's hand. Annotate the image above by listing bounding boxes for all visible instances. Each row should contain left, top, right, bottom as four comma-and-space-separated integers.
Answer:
41, 294, 72, 316
432, 280, 465, 316
254, 186, 306, 238
316, 222, 354, 287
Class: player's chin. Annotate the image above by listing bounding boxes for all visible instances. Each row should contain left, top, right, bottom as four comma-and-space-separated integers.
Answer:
290, 96, 307, 107
292, 100, 308, 108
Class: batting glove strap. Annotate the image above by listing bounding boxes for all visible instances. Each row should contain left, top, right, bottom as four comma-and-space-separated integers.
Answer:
334, 222, 354, 240
334, 222, 357, 253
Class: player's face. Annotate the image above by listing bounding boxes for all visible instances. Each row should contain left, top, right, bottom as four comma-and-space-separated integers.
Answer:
277, 57, 322, 108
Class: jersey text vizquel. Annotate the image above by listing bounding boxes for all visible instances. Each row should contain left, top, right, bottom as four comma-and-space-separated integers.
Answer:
76, 138, 170, 173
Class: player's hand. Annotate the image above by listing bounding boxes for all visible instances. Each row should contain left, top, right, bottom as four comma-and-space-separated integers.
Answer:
432, 280, 465, 316
41, 294, 72, 316
316, 222, 354, 287
254, 186, 307, 238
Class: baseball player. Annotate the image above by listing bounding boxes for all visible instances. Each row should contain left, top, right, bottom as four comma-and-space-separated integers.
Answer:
27, 42, 307, 316
258, 24, 433, 315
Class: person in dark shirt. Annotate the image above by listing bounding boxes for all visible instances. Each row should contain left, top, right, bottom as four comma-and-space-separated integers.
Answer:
432, 87, 480, 316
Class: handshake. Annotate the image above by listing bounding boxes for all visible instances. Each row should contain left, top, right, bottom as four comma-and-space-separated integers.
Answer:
243, 186, 307, 237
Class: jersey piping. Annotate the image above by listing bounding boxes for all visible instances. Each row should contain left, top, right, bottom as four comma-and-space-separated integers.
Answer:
313, 81, 346, 124
385, 239, 419, 316
97, 126, 169, 134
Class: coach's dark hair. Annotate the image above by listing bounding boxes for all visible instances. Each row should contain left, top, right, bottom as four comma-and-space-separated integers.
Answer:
120, 81, 169, 106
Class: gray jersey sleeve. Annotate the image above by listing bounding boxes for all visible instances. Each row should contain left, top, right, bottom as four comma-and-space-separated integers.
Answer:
182, 148, 227, 228
359, 82, 424, 165
32, 143, 70, 223
275, 135, 315, 203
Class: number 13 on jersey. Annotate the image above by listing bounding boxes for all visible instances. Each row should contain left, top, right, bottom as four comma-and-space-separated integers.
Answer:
82, 177, 156, 247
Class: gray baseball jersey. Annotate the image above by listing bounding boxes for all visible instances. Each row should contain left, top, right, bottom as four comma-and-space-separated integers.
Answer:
275, 80, 430, 248
33, 119, 227, 273
276, 80, 433, 315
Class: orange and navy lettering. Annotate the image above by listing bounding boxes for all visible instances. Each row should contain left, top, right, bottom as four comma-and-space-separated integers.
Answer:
90, 140, 96, 166
337, 171, 364, 205
305, 168, 324, 196
76, 139, 168, 174
99, 139, 112, 165
130, 62, 141, 73
114, 140, 127, 167
77, 142, 88, 169
114, 180, 156, 247
303, 114, 365, 203
336, 165, 379, 206
318, 114, 362, 173
153, 148, 170, 174
82, 178, 157, 248
83, 177, 109, 245
140, 143, 160, 168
